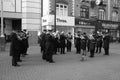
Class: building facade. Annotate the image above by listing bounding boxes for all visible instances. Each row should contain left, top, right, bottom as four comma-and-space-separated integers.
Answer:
42, 0, 120, 40
42, 0, 75, 34
1, 0, 120, 45
0, 0, 42, 45
74, 0, 120, 40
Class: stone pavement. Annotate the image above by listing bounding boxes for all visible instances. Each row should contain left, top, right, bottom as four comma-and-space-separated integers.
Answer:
0, 43, 120, 80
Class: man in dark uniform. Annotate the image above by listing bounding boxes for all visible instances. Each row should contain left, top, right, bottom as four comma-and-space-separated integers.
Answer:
103, 32, 110, 55
96, 33, 103, 53
81, 33, 87, 56
39, 30, 46, 60
74, 31, 81, 54
22, 30, 29, 56
45, 29, 55, 63
66, 32, 72, 52
52, 32, 58, 54
10, 30, 21, 67
89, 35, 96, 58
60, 31, 66, 54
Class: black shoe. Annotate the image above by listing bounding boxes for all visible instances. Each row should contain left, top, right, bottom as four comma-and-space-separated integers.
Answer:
12, 64, 20, 67
25, 53, 28, 55
104, 54, 109, 56
89, 56, 94, 58
17, 60, 22, 62
49, 60, 55, 63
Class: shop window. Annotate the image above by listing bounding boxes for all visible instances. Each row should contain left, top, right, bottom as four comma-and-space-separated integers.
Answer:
80, 6, 89, 19
112, 11, 118, 21
98, 9, 105, 20
56, 3, 68, 16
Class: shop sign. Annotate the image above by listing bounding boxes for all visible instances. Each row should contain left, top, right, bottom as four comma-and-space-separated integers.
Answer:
56, 18, 67, 23
42, 15, 75, 26
102, 23, 118, 29
75, 19, 92, 26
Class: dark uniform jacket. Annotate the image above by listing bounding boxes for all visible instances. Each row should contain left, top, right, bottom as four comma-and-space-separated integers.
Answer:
45, 34, 54, 54
60, 34, 66, 47
96, 36, 103, 47
40, 33, 46, 51
74, 35, 81, 48
10, 32, 21, 56
89, 39, 96, 50
103, 35, 110, 49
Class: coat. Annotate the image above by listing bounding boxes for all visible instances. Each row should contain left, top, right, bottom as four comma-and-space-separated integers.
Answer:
74, 36, 81, 48
89, 39, 96, 50
60, 34, 66, 47
10, 32, 21, 56
103, 35, 110, 49
96, 36, 103, 47
45, 34, 54, 54
39, 33, 46, 51
81, 38, 87, 50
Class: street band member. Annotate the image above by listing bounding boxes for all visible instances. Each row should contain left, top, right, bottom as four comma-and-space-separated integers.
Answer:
66, 32, 72, 52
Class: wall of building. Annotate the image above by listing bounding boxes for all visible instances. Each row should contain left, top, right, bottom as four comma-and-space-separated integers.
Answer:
4, 19, 12, 35
110, 0, 120, 21
22, 0, 41, 31
22, 0, 42, 45
0, 0, 22, 12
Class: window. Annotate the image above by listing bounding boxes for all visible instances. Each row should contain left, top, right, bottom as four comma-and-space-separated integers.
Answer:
98, 9, 105, 20
114, 0, 118, 4
112, 11, 118, 21
113, 0, 118, 7
80, 6, 89, 19
56, 3, 68, 16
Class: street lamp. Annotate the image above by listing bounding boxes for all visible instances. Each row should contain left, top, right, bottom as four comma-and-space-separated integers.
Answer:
1, 0, 4, 37
54, 0, 56, 32
0, 0, 5, 51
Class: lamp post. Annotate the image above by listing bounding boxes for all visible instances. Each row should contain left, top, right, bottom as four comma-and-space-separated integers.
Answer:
40, 0, 43, 33
1, 0, 4, 37
0, 0, 5, 51
54, 0, 56, 32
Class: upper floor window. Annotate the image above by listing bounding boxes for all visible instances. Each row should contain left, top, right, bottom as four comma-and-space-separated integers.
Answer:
80, 6, 89, 19
114, 0, 118, 4
112, 11, 118, 21
113, 0, 119, 7
98, 9, 105, 20
56, 3, 68, 16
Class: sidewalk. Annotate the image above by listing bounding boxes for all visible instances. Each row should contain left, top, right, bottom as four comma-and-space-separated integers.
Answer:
0, 42, 120, 80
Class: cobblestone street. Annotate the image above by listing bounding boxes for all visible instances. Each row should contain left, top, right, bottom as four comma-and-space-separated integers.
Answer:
0, 43, 120, 80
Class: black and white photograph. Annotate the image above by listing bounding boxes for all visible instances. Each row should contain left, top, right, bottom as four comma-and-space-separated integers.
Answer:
0, 0, 120, 80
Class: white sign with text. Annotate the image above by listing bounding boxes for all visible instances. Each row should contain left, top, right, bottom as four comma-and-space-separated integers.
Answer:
42, 15, 75, 26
